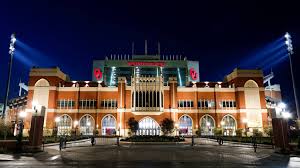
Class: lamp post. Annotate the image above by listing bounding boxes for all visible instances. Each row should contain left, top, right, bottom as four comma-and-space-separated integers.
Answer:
87, 122, 91, 135
175, 123, 179, 136
242, 118, 248, 137
118, 123, 121, 137
284, 32, 299, 120
55, 116, 60, 138
220, 121, 225, 136
2, 33, 16, 119
74, 120, 78, 140
18, 111, 27, 138
206, 122, 211, 135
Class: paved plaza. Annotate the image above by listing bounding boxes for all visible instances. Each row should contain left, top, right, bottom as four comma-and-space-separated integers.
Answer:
0, 138, 299, 168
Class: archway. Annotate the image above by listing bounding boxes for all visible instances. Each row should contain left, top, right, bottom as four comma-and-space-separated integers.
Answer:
101, 115, 117, 135
137, 117, 160, 135
57, 114, 72, 136
200, 115, 215, 135
221, 115, 237, 136
79, 114, 95, 136
178, 115, 193, 135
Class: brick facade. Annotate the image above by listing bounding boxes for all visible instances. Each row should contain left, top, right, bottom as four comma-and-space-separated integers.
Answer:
22, 67, 270, 136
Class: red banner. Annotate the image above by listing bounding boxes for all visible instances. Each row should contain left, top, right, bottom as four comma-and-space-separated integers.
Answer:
127, 61, 165, 67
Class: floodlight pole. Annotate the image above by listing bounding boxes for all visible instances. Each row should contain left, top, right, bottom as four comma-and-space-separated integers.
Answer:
285, 32, 299, 119
2, 33, 16, 119
288, 52, 300, 119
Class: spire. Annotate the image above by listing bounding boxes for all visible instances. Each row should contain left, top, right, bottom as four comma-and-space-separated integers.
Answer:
132, 42, 135, 55
158, 42, 160, 55
145, 40, 148, 55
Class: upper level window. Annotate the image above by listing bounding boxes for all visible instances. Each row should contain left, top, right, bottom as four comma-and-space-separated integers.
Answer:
79, 99, 97, 109
178, 100, 194, 108
57, 99, 75, 109
198, 99, 215, 109
220, 100, 236, 108
100, 99, 117, 109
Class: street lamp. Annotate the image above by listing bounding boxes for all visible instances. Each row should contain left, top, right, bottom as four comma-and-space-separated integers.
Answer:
278, 102, 286, 109
282, 112, 292, 119
175, 123, 179, 136
206, 122, 211, 135
118, 123, 121, 136
2, 33, 16, 118
18, 111, 27, 135
74, 120, 78, 139
284, 32, 299, 119
54, 116, 60, 140
242, 118, 248, 137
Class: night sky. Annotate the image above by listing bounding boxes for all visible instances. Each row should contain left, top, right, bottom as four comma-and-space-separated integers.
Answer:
1, 1, 300, 113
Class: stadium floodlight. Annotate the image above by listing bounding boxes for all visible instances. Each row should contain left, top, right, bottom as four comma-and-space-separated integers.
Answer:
284, 32, 299, 119
2, 33, 16, 118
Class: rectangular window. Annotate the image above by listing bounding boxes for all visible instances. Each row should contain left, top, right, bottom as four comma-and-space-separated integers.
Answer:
198, 100, 202, 108
226, 101, 229, 108
222, 101, 226, 108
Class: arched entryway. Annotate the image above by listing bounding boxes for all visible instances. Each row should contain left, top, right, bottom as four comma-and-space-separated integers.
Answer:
57, 114, 72, 136
137, 117, 160, 135
200, 115, 215, 135
178, 115, 193, 135
221, 115, 237, 136
79, 114, 95, 136
101, 114, 117, 135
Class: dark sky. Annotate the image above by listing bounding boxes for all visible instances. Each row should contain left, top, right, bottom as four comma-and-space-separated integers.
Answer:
1, 1, 300, 113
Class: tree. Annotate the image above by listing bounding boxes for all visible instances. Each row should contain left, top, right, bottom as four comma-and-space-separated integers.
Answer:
235, 128, 243, 137
160, 118, 174, 135
127, 117, 139, 135
213, 127, 223, 136
0, 118, 11, 140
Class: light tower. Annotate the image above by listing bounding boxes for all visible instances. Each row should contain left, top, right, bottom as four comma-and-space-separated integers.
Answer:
2, 33, 16, 119
284, 32, 299, 119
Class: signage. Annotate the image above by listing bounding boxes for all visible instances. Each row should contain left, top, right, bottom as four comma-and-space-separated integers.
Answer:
127, 61, 165, 67
92, 61, 105, 81
94, 68, 103, 81
189, 67, 198, 80
187, 61, 200, 82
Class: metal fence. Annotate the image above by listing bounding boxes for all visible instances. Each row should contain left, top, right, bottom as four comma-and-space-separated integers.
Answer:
186, 136, 274, 150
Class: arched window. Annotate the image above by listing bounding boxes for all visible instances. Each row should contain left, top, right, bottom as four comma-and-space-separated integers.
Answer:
79, 115, 95, 136
138, 117, 160, 135
101, 115, 116, 135
200, 115, 215, 135
178, 115, 193, 135
57, 115, 72, 136
244, 80, 258, 88
221, 115, 237, 136
34, 78, 50, 87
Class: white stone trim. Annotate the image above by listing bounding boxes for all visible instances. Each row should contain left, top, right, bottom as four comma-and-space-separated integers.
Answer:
28, 86, 57, 91
132, 112, 163, 115
236, 87, 265, 91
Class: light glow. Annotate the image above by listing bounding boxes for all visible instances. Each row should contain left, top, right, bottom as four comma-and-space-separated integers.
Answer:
282, 112, 291, 119
55, 117, 60, 123
278, 102, 286, 109
19, 111, 27, 118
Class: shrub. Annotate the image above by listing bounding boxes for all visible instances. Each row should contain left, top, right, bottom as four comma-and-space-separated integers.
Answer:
235, 128, 243, 137
195, 128, 201, 136
121, 135, 184, 142
160, 118, 174, 135
127, 117, 139, 135
0, 119, 12, 139
253, 128, 263, 137
213, 127, 222, 136
263, 127, 273, 137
